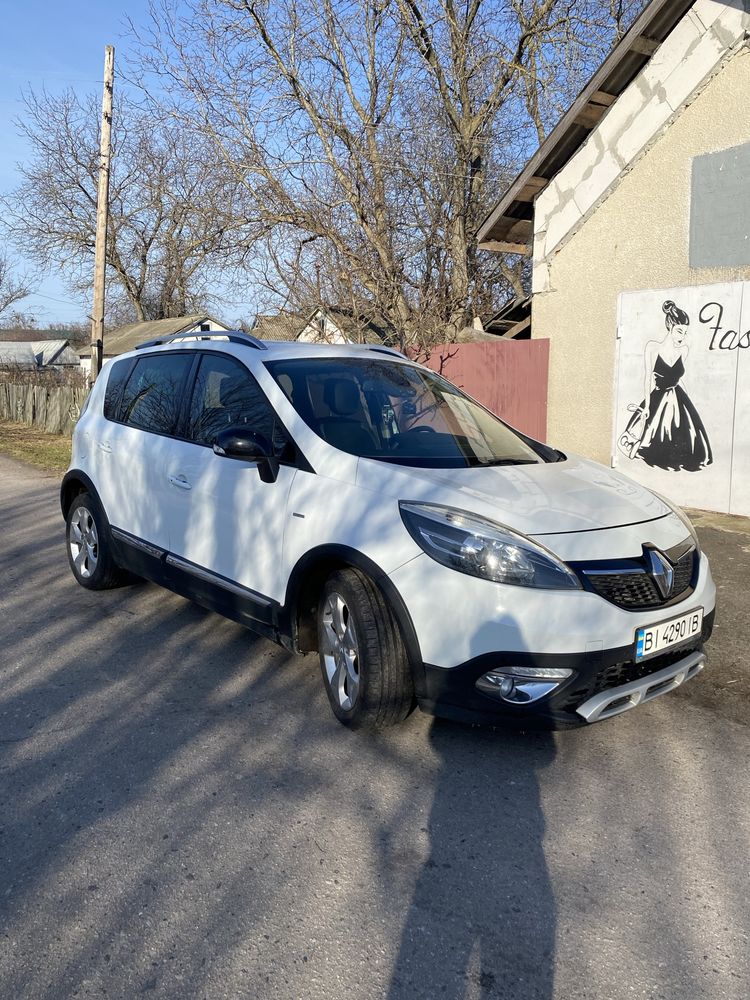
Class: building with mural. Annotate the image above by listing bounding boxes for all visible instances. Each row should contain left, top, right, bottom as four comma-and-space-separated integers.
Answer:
479, 0, 750, 516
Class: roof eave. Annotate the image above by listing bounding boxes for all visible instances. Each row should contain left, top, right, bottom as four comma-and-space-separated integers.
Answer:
477, 0, 695, 252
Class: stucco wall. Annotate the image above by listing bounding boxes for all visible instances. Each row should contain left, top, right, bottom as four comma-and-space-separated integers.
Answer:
532, 45, 750, 463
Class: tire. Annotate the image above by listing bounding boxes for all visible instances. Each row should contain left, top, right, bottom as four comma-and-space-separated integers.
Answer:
66, 492, 127, 590
317, 568, 416, 729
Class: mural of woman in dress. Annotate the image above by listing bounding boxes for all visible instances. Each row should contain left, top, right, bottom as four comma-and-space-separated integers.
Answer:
619, 299, 712, 472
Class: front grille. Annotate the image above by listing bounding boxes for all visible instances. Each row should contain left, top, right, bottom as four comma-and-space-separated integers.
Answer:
586, 571, 661, 608
583, 548, 696, 611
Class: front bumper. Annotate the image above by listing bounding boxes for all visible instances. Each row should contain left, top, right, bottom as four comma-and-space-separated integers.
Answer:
416, 610, 715, 727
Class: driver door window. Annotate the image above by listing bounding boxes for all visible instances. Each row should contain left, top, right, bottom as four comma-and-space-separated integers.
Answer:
186, 353, 284, 450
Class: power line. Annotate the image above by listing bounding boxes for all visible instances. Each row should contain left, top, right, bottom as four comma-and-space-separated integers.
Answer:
29, 291, 87, 308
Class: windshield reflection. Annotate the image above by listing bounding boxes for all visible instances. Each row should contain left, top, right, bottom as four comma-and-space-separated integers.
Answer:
266, 357, 549, 469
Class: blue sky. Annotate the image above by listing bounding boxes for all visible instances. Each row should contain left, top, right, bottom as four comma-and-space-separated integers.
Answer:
0, 1, 167, 326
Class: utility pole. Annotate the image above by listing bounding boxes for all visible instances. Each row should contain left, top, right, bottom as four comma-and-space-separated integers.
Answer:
89, 45, 115, 383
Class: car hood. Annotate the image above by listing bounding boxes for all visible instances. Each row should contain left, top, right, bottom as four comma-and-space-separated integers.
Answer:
356, 454, 671, 537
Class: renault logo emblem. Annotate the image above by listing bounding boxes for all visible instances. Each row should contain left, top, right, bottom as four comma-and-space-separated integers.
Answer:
646, 548, 674, 599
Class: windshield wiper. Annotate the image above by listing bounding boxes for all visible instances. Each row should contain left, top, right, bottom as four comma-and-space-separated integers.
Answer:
476, 458, 540, 467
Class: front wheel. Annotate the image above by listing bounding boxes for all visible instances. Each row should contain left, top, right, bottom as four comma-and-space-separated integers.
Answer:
317, 569, 415, 729
66, 492, 127, 590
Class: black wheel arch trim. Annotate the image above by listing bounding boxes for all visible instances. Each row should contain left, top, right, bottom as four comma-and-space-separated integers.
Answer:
61, 470, 103, 519
281, 544, 425, 691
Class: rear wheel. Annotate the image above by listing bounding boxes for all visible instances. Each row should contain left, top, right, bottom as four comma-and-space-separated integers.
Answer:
317, 568, 415, 729
66, 492, 126, 590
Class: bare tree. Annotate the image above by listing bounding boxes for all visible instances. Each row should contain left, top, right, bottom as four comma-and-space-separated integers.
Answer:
1, 89, 256, 324
0, 252, 31, 321
133, 0, 640, 348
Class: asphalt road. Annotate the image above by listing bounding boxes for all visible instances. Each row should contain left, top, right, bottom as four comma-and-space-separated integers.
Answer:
1, 453, 748, 1000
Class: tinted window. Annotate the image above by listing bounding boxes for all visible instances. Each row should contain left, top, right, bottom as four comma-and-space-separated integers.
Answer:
266, 357, 545, 468
186, 353, 288, 454
103, 358, 132, 421
120, 354, 193, 435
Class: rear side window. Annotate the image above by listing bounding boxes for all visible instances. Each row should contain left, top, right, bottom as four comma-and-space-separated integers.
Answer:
119, 354, 193, 435
186, 353, 288, 453
103, 359, 132, 421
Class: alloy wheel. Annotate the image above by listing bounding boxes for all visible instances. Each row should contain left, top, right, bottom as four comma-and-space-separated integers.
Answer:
69, 506, 99, 579
320, 591, 360, 711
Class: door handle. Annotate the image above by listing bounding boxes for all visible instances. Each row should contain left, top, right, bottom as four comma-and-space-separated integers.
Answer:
168, 475, 192, 491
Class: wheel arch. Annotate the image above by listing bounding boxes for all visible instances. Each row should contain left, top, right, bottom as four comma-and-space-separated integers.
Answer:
60, 470, 100, 519
281, 545, 424, 688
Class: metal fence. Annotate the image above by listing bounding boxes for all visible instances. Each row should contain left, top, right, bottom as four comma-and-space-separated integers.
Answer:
0, 382, 89, 435
419, 339, 550, 441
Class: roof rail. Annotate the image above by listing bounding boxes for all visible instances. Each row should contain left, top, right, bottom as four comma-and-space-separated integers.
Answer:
364, 345, 406, 358
135, 330, 268, 351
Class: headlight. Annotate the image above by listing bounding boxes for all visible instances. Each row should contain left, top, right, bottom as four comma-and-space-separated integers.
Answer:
653, 492, 700, 552
399, 502, 581, 590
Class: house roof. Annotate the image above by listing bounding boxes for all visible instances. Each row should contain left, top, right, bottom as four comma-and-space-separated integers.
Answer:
95, 315, 224, 356
0, 343, 37, 368
31, 340, 80, 366
303, 307, 391, 345
477, 0, 695, 253
0, 329, 49, 343
251, 313, 304, 342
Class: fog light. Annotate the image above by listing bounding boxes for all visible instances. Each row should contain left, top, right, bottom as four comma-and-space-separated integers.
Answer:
476, 667, 573, 704
478, 673, 516, 697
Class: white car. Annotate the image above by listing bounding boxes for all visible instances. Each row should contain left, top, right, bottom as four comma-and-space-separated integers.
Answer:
62, 332, 715, 729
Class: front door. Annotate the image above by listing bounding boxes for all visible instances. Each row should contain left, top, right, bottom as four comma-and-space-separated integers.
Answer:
164, 352, 297, 605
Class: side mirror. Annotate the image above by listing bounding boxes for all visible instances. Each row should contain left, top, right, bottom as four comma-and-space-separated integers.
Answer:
213, 427, 279, 483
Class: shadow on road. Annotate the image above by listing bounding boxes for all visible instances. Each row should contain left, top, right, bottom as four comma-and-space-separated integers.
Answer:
385, 720, 556, 999
2, 456, 748, 1000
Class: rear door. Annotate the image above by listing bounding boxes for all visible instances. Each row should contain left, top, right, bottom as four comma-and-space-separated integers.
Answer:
163, 352, 297, 604
94, 351, 195, 550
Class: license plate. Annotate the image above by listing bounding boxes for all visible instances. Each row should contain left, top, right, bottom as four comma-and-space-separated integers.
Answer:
635, 608, 704, 662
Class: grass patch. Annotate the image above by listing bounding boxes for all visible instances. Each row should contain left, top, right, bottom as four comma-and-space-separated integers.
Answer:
0, 421, 72, 472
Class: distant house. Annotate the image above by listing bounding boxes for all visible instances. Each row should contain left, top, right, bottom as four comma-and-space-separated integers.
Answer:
296, 307, 390, 345
0, 343, 37, 370
0, 339, 80, 371
80, 314, 229, 374
250, 312, 305, 342
31, 340, 81, 367
250, 307, 392, 345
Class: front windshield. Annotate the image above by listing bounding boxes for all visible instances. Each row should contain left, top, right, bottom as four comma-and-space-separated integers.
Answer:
265, 356, 550, 468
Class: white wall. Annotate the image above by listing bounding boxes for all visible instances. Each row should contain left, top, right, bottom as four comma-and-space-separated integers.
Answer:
530, 43, 750, 516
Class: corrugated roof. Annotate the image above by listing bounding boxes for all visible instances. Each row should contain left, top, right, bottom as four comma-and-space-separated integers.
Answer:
477, 0, 695, 252
31, 340, 80, 366
95, 315, 225, 356
0, 343, 37, 368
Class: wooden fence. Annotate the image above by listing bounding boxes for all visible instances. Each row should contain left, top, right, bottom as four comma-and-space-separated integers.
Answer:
0, 382, 88, 435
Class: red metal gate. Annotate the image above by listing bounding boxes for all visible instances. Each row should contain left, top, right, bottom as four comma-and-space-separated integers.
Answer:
418, 339, 550, 441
